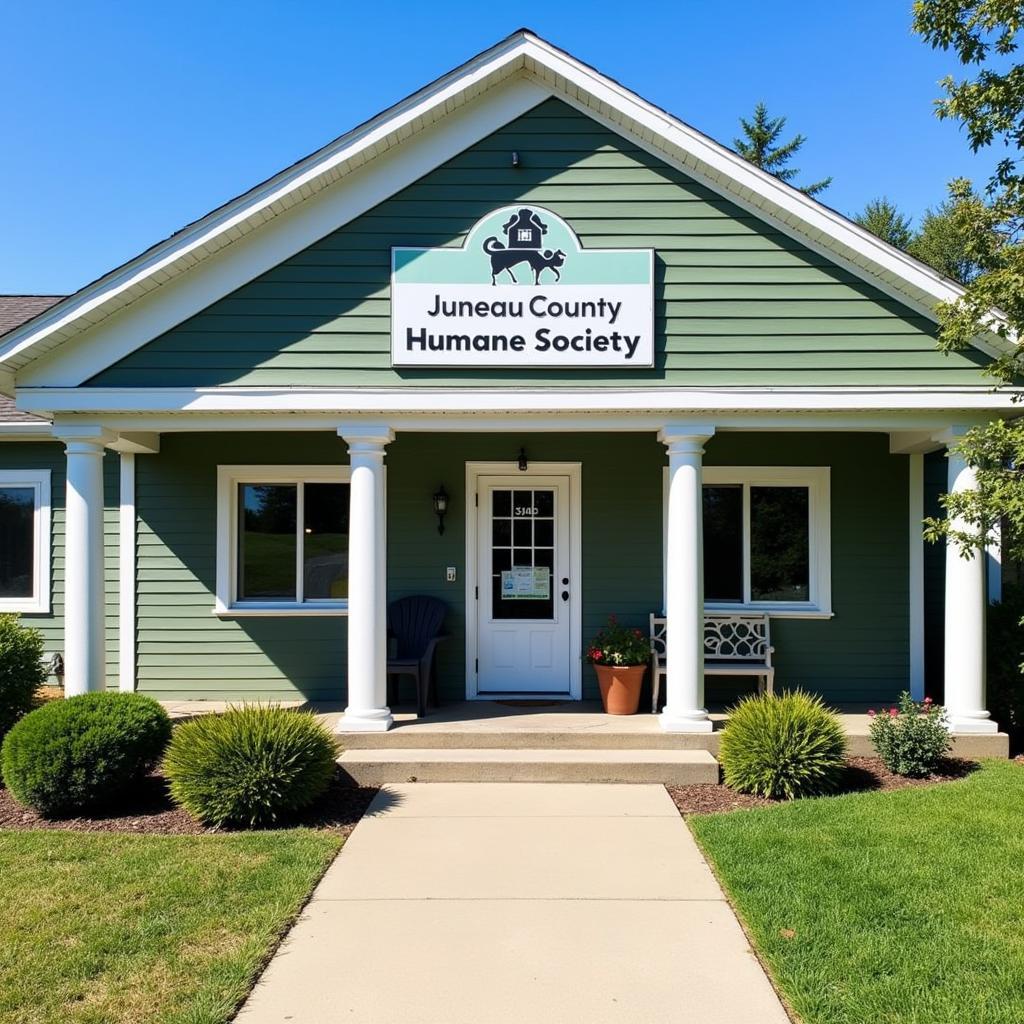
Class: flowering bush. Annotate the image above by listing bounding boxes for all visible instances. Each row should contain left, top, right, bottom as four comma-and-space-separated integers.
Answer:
585, 615, 650, 667
868, 691, 951, 777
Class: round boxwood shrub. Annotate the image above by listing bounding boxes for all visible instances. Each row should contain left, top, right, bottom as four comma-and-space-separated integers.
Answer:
0, 614, 47, 740
719, 690, 847, 800
163, 706, 337, 828
1, 692, 172, 816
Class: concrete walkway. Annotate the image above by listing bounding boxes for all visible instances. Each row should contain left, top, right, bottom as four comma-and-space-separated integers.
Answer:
235, 784, 790, 1024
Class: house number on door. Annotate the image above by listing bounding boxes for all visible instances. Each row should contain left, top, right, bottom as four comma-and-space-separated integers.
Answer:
514, 505, 539, 516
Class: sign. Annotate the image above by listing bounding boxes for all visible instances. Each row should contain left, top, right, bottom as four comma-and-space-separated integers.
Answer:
392, 205, 654, 368
500, 566, 551, 601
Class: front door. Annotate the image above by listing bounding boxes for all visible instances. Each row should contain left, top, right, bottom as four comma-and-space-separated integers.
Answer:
474, 473, 574, 696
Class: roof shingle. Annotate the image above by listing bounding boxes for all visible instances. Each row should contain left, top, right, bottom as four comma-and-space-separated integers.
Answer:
0, 297, 65, 425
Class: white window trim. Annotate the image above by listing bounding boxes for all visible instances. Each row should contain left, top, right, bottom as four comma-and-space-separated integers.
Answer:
215, 465, 351, 617
0, 469, 51, 615
662, 465, 832, 619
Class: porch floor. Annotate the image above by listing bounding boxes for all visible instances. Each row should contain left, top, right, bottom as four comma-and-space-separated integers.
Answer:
159, 699, 1009, 759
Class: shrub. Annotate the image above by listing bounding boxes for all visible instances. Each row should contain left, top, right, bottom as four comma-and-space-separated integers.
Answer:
0, 615, 47, 739
163, 706, 337, 828
869, 691, 951, 777
719, 690, 847, 800
1, 692, 171, 815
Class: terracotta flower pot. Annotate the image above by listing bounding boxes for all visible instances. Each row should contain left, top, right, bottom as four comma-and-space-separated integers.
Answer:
594, 664, 647, 715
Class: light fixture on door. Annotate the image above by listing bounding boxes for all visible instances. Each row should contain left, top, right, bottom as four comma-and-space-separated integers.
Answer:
517, 447, 528, 472
432, 484, 449, 535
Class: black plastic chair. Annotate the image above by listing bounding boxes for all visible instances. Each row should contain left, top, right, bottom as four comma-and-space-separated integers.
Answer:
386, 596, 449, 717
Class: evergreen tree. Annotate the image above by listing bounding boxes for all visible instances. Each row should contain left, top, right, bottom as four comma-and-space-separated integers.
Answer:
853, 198, 915, 248
734, 102, 833, 196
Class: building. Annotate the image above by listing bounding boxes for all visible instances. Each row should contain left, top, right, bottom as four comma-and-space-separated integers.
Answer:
0, 31, 1013, 738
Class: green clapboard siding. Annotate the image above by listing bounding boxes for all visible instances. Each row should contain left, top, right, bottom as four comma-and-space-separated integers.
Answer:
134, 432, 350, 700
133, 430, 910, 706
0, 441, 121, 688
88, 98, 992, 388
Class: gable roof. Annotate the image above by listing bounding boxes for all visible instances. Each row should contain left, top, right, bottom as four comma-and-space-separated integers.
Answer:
0, 30, 987, 385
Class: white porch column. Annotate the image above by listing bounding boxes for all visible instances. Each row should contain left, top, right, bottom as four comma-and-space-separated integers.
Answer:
57, 425, 114, 696
659, 424, 716, 732
337, 425, 394, 732
942, 436, 998, 733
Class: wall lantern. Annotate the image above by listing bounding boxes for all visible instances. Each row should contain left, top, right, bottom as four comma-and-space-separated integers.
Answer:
517, 447, 528, 472
433, 484, 449, 535
511, 151, 521, 168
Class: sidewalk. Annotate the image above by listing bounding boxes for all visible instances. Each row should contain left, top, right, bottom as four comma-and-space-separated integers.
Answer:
235, 783, 790, 1024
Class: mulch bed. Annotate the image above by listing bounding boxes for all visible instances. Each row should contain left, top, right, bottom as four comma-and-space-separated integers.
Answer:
0, 772, 378, 838
668, 756, 979, 816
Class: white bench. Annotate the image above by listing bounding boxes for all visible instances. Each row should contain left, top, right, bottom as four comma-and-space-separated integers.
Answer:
649, 612, 775, 714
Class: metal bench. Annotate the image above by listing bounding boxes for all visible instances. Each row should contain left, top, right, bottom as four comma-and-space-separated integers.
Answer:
649, 612, 775, 713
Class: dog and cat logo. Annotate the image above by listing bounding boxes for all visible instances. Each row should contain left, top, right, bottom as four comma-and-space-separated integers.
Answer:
481, 208, 567, 285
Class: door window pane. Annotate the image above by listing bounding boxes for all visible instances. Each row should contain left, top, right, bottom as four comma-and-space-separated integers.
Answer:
304, 483, 349, 600
750, 487, 809, 602
239, 484, 296, 600
703, 485, 743, 602
0, 487, 34, 598
491, 487, 555, 621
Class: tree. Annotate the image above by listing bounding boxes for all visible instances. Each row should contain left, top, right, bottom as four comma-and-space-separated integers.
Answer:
853, 198, 915, 248
734, 102, 833, 196
913, 1, 1024, 560
908, 190, 988, 283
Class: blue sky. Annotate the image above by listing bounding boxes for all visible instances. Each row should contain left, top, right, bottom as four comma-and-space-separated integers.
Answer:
0, 0, 998, 295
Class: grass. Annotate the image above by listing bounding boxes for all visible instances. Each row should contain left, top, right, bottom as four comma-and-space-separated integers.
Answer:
690, 760, 1024, 1024
0, 828, 342, 1024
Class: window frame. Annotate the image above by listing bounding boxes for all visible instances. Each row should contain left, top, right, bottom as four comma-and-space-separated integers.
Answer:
0, 469, 51, 615
215, 465, 352, 617
662, 465, 832, 619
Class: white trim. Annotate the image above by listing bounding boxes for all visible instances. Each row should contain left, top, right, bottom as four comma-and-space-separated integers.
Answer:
2, 30, 1008, 383
464, 461, 583, 700
0, 423, 53, 440
19, 385, 1024, 417
662, 465, 832, 618
215, 464, 351, 616
909, 453, 925, 700
0, 469, 51, 614
118, 453, 136, 691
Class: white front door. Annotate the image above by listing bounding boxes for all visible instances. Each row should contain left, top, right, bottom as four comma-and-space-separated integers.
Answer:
474, 473, 575, 696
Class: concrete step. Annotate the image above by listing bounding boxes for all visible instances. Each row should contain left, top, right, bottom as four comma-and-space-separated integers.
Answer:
340, 728, 723, 752
336, 748, 720, 786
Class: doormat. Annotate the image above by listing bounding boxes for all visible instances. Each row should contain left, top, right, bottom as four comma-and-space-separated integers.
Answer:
495, 700, 570, 708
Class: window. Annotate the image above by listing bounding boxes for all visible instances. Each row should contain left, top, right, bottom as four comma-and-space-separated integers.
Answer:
216, 466, 351, 615
664, 466, 831, 617
0, 470, 50, 614
517, 229, 532, 242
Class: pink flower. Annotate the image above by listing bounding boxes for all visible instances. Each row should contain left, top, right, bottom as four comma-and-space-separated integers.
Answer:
923, 696, 933, 705
867, 709, 876, 717
889, 708, 899, 718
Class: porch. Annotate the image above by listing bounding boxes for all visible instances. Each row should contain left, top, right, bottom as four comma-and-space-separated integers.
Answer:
43, 417, 1006, 741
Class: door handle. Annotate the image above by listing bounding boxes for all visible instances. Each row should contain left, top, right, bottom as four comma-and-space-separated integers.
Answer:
561, 590, 569, 602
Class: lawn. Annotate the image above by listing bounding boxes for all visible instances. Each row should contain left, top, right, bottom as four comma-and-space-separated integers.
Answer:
0, 829, 342, 1024
690, 760, 1024, 1024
